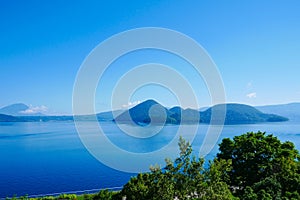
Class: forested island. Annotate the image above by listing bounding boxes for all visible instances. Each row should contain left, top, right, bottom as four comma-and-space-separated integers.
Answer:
115, 99, 289, 125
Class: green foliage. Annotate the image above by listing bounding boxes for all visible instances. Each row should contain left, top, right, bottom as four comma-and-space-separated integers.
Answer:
92, 189, 120, 200
35, 196, 56, 200
57, 194, 77, 200
241, 186, 257, 200
6, 191, 121, 200
217, 131, 300, 199
201, 159, 237, 200
121, 136, 235, 200
122, 172, 174, 200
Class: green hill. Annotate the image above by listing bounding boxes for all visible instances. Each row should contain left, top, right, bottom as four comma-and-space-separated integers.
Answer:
256, 103, 300, 121
201, 103, 288, 124
114, 100, 288, 125
114, 99, 175, 125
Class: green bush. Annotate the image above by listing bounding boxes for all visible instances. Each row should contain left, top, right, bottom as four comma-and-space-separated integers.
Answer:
121, 136, 235, 200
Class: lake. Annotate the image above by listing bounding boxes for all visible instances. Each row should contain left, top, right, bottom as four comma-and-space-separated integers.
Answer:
0, 121, 300, 198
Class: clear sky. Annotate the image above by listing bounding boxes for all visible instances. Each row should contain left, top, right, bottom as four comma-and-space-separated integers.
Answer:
0, 0, 299, 114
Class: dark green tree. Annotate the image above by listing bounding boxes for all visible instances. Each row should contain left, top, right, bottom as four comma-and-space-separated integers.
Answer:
217, 131, 300, 198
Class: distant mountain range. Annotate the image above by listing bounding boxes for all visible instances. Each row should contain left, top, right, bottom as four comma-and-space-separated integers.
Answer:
202, 103, 288, 124
0, 103, 44, 116
1, 101, 298, 124
256, 103, 300, 122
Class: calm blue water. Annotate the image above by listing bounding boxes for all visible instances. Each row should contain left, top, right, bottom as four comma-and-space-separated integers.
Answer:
0, 121, 299, 198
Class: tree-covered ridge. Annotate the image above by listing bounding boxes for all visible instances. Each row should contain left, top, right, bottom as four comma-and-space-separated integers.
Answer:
256, 103, 300, 122
6, 132, 300, 200
201, 104, 289, 124
114, 100, 288, 125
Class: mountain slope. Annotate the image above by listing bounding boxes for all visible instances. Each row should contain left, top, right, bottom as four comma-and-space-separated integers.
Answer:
115, 100, 175, 125
114, 100, 288, 125
0, 103, 44, 116
256, 103, 300, 121
0, 103, 29, 116
201, 104, 288, 124
169, 106, 200, 124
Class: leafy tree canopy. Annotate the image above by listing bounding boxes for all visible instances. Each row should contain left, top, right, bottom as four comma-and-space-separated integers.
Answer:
121, 136, 235, 200
217, 131, 300, 199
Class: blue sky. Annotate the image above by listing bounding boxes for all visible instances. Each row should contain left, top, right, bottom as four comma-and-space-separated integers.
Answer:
0, 0, 299, 114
